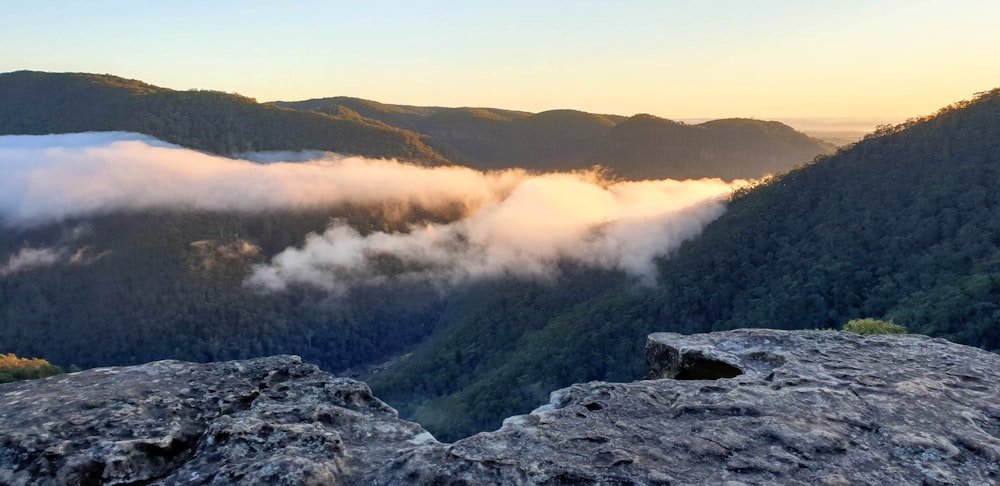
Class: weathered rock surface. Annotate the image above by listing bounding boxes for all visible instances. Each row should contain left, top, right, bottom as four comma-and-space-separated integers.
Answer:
0, 356, 431, 485
2, 330, 999, 485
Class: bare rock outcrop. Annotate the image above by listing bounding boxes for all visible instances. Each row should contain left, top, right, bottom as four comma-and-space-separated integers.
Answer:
0, 356, 431, 485
2, 329, 999, 485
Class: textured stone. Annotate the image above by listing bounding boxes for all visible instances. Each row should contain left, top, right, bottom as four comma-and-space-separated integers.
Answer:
381, 330, 1000, 485
0, 356, 429, 485
2, 330, 999, 485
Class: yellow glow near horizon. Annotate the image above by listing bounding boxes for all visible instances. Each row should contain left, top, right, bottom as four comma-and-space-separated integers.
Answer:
3, 0, 999, 120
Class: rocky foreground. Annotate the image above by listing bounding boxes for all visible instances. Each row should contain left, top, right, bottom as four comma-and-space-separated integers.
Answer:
1, 330, 998, 485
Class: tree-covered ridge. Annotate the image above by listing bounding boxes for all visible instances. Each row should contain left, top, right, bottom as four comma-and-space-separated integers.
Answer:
690, 88, 1000, 343
275, 97, 835, 179
0, 71, 447, 163
369, 88, 1000, 441
275, 96, 532, 124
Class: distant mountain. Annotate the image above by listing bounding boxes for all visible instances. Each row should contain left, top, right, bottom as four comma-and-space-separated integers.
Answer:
0, 71, 833, 179
275, 97, 835, 179
0, 71, 446, 163
593, 115, 833, 179
368, 88, 1000, 440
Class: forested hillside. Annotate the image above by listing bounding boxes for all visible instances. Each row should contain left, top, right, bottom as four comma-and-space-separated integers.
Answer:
276, 97, 835, 179
369, 88, 1000, 440
0, 71, 446, 163
0, 207, 450, 371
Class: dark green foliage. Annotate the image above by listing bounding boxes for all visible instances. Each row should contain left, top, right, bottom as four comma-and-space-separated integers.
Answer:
0, 71, 446, 163
275, 98, 835, 179
0, 206, 450, 371
370, 89, 1000, 441
369, 272, 651, 438
673, 89, 1000, 347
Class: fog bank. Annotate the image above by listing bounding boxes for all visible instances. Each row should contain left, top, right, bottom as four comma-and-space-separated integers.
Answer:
1, 133, 747, 289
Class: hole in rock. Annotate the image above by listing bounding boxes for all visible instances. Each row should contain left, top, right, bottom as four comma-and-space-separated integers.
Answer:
674, 356, 743, 380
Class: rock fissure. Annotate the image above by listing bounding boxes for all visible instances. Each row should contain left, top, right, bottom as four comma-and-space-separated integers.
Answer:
119, 377, 280, 484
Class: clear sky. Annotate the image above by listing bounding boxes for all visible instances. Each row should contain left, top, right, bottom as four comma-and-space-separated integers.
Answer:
2, 0, 998, 120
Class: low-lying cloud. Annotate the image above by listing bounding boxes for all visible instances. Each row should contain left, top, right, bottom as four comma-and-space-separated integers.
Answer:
0, 245, 110, 276
0, 247, 63, 276
1, 132, 747, 289
0, 132, 521, 226
246, 185, 729, 292
0, 223, 111, 276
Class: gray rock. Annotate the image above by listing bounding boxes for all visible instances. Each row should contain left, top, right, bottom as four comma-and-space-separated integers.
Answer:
2, 330, 999, 485
0, 356, 429, 485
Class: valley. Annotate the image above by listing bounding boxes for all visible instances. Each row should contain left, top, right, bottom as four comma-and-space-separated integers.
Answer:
1, 72, 999, 441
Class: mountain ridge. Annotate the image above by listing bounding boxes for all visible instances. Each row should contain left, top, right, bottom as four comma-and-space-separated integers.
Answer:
0, 70, 448, 163
0, 70, 834, 180
273, 96, 835, 178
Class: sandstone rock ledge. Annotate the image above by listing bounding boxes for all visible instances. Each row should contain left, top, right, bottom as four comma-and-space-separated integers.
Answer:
2, 330, 999, 485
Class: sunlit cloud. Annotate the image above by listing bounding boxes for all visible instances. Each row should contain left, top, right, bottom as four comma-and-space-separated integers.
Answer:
0, 132, 521, 226
0, 132, 747, 290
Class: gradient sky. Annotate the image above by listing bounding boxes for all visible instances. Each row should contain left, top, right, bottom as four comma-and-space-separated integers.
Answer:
2, 0, 998, 120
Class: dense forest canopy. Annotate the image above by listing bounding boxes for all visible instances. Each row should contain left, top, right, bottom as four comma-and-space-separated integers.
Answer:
0, 206, 454, 371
